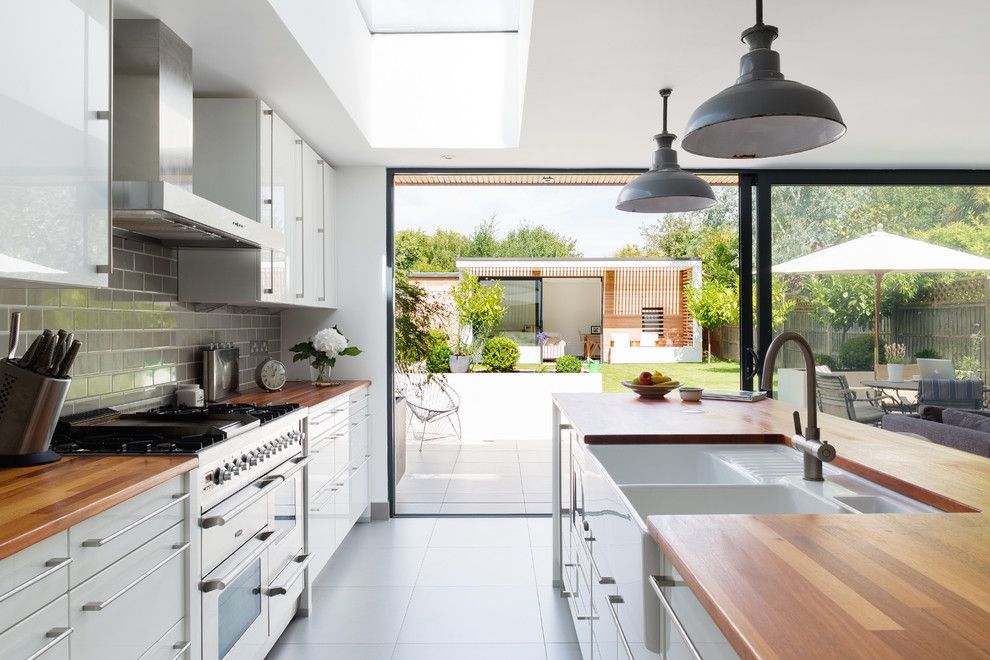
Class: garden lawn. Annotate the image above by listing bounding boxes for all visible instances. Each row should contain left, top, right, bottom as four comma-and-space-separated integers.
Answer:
601, 361, 741, 393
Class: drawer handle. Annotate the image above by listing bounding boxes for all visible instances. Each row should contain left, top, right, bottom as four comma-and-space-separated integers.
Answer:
648, 575, 702, 660
201, 530, 283, 593
170, 641, 192, 660
25, 627, 73, 660
83, 542, 189, 611
265, 553, 314, 596
83, 493, 190, 547
605, 595, 635, 660
201, 478, 282, 528
0, 557, 72, 603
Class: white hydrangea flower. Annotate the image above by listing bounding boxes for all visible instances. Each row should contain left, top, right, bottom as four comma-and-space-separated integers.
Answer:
313, 327, 348, 355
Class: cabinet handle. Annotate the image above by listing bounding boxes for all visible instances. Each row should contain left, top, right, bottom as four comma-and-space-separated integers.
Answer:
264, 553, 313, 596
25, 627, 73, 660
605, 595, 635, 660
83, 493, 190, 547
83, 542, 189, 611
295, 216, 305, 299
200, 530, 283, 592
0, 557, 72, 603
648, 575, 702, 660
170, 641, 192, 660
201, 478, 281, 529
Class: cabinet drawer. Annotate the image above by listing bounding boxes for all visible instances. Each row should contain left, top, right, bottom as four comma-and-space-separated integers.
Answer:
0, 531, 69, 633
269, 472, 304, 577
267, 550, 309, 637
0, 595, 70, 660
348, 388, 369, 414
70, 523, 187, 660
348, 413, 370, 469
137, 618, 189, 660
69, 475, 187, 586
201, 478, 270, 574
308, 398, 349, 441
308, 488, 337, 580
347, 458, 370, 526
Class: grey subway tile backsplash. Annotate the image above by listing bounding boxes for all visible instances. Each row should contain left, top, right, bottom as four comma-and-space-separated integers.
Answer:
0, 235, 280, 414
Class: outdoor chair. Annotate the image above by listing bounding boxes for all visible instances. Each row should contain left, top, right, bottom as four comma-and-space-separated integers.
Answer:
402, 377, 463, 450
815, 372, 885, 426
917, 378, 985, 411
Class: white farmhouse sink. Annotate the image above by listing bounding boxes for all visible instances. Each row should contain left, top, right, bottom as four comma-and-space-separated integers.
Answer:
620, 483, 849, 518
587, 444, 760, 485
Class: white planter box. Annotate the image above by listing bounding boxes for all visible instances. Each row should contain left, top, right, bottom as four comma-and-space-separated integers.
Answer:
443, 372, 601, 441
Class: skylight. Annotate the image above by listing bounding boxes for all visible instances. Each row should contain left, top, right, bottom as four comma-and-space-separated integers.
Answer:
355, 0, 520, 34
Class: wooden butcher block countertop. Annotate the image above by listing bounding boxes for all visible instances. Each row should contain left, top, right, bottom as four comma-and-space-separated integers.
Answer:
228, 380, 370, 408
0, 455, 196, 560
553, 392, 990, 659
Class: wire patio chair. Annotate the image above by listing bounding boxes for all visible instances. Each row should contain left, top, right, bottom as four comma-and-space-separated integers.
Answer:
399, 375, 463, 450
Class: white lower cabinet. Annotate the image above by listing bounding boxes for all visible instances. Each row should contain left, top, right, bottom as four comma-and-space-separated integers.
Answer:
563, 437, 739, 660
0, 531, 70, 634
138, 619, 189, 660
70, 522, 187, 660
0, 595, 70, 660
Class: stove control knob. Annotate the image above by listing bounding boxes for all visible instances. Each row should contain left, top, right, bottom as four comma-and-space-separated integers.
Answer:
212, 467, 222, 483
221, 469, 232, 482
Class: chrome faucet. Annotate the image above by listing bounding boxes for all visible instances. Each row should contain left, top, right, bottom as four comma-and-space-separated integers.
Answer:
759, 331, 836, 481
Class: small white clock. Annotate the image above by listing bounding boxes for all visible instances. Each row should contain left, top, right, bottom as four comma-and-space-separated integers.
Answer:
255, 357, 287, 391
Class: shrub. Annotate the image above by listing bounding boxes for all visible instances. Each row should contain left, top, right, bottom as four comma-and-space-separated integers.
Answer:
425, 331, 451, 373
839, 335, 885, 370
481, 337, 520, 372
814, 353, 840, 371
555, 355, 582, 373
914, 348, 942, 360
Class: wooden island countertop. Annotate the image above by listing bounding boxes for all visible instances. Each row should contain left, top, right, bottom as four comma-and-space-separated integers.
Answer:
0, 455, 196, 560
553, 392, 990, 659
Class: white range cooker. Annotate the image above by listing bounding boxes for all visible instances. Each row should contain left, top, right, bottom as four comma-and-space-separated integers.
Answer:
54, 403, 313, 660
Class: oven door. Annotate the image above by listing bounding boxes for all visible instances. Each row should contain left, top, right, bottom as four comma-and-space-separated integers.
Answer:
201, 528, 283, 660
268, 461, 306, 576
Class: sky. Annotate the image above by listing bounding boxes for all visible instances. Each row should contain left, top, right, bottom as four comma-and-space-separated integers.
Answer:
393, 185, 651, 257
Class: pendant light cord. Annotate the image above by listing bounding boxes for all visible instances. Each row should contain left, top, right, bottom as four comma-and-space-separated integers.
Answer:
659, 88, 672, 134
755, 0, 764, 25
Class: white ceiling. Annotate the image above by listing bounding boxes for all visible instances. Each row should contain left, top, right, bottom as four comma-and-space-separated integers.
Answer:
114, 0, 990, 169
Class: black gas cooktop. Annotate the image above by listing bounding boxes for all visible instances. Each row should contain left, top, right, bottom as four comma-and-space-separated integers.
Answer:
52, 403, 300, 455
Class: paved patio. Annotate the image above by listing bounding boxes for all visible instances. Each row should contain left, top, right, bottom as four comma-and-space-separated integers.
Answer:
395, 437, 553, 515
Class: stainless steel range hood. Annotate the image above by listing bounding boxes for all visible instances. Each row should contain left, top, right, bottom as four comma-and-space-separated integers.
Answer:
112, 20, 283, 250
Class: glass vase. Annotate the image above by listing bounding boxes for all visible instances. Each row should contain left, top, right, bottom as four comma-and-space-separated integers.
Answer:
313, 363, 333, 387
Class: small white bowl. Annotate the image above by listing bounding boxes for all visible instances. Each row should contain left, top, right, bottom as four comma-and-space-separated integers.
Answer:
679, 387, 703, 402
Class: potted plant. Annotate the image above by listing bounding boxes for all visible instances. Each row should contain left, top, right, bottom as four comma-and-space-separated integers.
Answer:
449, 273, 505, 373
448, 332, 472, 373
884, 343, 907, 382
290, 325, 362, 387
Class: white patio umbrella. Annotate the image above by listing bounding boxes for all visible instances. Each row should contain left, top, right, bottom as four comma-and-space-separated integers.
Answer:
773, 224, 990, 377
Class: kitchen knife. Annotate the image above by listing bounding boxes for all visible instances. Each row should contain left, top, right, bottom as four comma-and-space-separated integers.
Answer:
17, 334, 44, 368
55, 339, 82, 378
25, 329, 52, 370
48, 329, 68, 375
7, 312, 20, 360
32, 332, 57, 373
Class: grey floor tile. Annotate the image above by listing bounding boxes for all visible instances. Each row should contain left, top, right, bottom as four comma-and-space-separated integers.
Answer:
416, 547, 535, 587
266, 643, 395, 659
278, 586, 413, 644
398, 586, 544, 644
392, 643, 546, 660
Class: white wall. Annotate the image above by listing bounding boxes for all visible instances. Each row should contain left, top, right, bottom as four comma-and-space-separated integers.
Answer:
542, 278, 601, 356
282, 166, 389, 505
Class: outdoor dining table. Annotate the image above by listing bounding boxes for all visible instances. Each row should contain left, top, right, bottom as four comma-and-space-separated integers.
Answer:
862, 379, 990, 413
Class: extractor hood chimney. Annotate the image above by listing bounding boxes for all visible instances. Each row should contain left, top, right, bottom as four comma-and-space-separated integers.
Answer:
111, 20, 283, 250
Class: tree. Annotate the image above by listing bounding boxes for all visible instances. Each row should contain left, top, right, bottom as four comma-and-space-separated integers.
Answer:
451, 273, 506, 348
499, 222, 581, 258
394, 271, 448, 374
686, 280, 739, 363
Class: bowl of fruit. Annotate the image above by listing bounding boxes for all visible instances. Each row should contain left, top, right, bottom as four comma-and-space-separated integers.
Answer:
621, 371, 681, 399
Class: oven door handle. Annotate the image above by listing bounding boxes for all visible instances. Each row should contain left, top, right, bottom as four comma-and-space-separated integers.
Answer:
200, 529, 283, 593
264, 552, 313, 596
201, 478, 283, 529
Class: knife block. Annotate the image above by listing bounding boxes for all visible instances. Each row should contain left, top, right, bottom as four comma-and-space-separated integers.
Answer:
0, 359, 70, 466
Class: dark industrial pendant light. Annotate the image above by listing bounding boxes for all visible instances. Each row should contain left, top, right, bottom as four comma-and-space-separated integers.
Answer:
682, 0, 845, 159
616, 88, 716, 214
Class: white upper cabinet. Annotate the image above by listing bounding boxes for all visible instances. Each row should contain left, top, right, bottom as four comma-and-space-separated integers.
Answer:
183, 98, 333, 307
0, 0, 111, 288
319, 162, 337, 308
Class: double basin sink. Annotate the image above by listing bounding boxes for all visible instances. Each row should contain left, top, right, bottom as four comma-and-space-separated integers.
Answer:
587, 443, 938, 520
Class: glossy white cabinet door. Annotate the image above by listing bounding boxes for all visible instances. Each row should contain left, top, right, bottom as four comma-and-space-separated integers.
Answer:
272, 113, 300, 304
0, 0, 110, 287
319, 163, 336, 307
301, 143, 323, 306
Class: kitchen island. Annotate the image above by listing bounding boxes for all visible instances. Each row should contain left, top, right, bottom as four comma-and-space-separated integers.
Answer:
552, 392, 990, 659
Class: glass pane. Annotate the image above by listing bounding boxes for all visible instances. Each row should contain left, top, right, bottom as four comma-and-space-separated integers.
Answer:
218, 559, 262, 659
769, 185, 990, 418
487, 278, 540, 346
